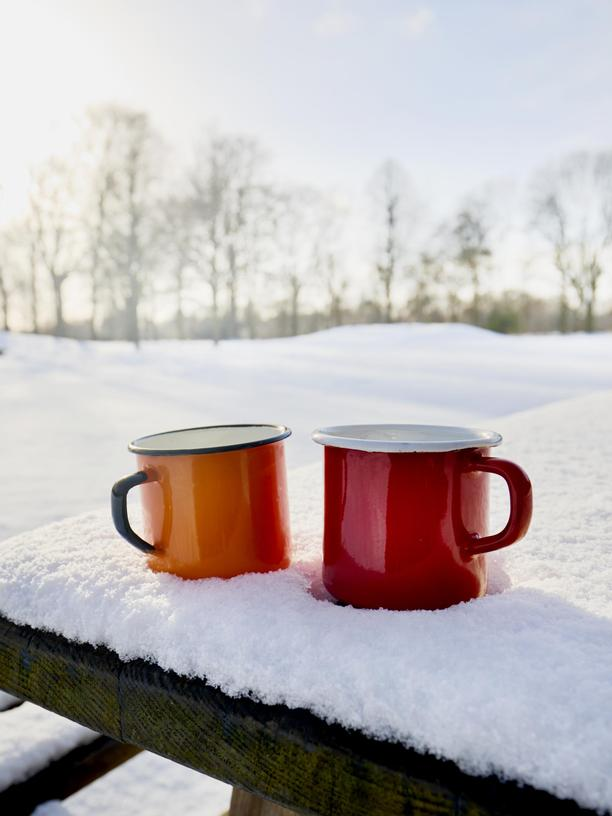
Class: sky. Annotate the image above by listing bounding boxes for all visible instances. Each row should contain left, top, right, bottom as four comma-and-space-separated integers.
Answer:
0, 0, 611, 298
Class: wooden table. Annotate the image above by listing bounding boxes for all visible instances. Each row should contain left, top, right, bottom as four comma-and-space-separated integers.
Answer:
0, 614, 596, 816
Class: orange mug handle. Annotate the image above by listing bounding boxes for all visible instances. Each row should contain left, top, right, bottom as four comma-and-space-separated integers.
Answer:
111, 471, 155, 553
463, 456, 533, 555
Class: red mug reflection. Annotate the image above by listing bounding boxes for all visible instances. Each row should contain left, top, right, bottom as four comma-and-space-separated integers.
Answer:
314, 425, 532, 611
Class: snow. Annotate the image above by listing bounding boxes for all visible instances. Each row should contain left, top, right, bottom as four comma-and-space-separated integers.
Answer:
1, 325, 612, 811
32, 751, 231, 816
0, 703, 96, 791
2, 325, 611, 541
0, 691, 19, 711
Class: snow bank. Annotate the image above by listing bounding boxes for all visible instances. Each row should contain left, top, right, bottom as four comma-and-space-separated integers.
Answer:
1, 389, 612, 811
33, 752, 231, 816
0, 703, 96, 791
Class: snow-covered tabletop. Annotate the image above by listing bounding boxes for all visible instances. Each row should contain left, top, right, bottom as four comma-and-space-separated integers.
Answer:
1, 391, 612, 813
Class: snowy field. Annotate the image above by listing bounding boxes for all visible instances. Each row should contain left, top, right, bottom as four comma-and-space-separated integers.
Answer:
1, 325, 612, 815
1, 324, 611, 541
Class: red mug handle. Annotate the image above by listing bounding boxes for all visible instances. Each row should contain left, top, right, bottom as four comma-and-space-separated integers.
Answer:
463, 455, 533, 555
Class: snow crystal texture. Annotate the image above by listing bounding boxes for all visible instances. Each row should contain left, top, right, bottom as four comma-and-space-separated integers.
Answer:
1, 389, 612, 812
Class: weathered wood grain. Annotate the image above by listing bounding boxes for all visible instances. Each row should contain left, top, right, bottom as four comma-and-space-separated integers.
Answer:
0, 736, 140, 816
0, 615, 122, 737
0, 614, 600, 816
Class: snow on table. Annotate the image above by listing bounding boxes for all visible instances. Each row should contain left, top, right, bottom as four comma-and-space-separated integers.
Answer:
1, 390, 612, 812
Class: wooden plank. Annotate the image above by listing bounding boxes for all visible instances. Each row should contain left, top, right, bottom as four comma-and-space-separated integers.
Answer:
0, 614, 598, 816
229, 787, 299, 815
0, 615, 123, 738
0, 736, 141, 816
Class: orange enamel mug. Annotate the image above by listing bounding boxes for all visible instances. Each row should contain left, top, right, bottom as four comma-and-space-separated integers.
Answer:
111, 424, 292, 579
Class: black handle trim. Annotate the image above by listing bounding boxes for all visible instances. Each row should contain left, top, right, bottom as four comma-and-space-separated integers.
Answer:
111, 470, 155, 554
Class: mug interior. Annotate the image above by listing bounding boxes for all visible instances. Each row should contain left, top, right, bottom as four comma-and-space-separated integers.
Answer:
129, 424, 291, 456
312, 424, 501, 453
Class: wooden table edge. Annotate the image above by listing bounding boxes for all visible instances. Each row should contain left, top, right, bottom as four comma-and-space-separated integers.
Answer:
0, 614, 600, 816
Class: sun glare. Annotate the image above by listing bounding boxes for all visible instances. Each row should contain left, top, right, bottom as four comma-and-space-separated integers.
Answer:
0, 2, 107, 220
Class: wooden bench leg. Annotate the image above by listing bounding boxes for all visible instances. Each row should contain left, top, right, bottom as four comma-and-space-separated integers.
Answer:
227, 786, 299, 816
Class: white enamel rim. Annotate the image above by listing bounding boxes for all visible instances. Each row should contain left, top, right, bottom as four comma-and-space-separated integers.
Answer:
311, 424, 502, 453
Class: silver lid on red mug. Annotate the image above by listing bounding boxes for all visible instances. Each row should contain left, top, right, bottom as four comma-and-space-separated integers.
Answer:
311, 424, 502, 453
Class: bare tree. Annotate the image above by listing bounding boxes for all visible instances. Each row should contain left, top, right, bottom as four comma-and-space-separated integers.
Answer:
241, 183, 278, 339
270, 186, 320, 336
222, 138, 263, 337
28, 159, 81, 336
77, 107, 124, 339
101, 108, 162, 346
313, 197, 348, 327
26, 224, 40, 332
0, 190, 12, 332
190, 135, 265, 341
369, 160, 415, 322
10, 217, 42, 333
321, 253, 347, 327
451, 200, 491, 326
158, 195, 197, 339
408, 251, 444, 322
190, 137, 231, 344
531, 176, 572, 332
532, 151, 612, 332
0, 231, 11, 331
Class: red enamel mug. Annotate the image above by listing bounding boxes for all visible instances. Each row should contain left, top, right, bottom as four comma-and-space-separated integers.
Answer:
313, 424, 533, 611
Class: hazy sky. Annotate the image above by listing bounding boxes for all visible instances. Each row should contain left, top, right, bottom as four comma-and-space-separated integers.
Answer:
1, 0, 610, 211
0, 0, 611, 301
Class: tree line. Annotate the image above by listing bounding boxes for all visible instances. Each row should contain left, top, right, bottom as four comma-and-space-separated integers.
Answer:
0, 105, 611, 344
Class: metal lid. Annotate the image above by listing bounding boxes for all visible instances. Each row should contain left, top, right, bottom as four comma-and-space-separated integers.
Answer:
129, 424, 291, 456
312, 424, 502, 453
